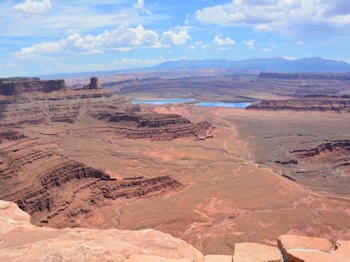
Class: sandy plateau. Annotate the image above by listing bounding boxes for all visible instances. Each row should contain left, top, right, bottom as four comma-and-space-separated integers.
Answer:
1, 75, 350, 257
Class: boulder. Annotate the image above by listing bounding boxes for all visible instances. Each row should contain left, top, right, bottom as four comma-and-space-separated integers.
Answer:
234, 243, 282, 262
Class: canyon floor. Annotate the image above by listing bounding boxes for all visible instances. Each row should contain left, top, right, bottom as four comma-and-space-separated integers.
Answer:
1, 75, 350, 256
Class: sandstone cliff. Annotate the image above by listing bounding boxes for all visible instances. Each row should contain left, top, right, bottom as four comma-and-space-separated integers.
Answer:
0, 200, 203, 262
0, 78, 70, 95
2, 200, 350, 261
0, 137, 183, 227
247, 98, 350, 112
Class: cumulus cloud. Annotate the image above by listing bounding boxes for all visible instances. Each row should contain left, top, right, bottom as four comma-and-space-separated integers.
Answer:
195, 0, 350, 39
133, 0, 144, 9
114, 56, 166, 66
161, 30, 191, 45
262, 48, 271, 52
213, 35, 235, 46
13, 0, 51, 15
14, 24, 169, 58
243, 39, 255, 49
295, 40, 304, 45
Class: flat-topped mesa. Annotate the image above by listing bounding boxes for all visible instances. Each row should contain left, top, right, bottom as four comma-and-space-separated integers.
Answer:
247, 98, 350, 112
109, 113, 191, 128
259, 72, 350, 80
105, 112, 214, 141
0, 78, 70, 96
81, 77, 103, 90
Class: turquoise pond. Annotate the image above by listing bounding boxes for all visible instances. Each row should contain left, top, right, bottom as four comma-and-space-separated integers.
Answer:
131, 99, 251, 108
196, 102, 251, 108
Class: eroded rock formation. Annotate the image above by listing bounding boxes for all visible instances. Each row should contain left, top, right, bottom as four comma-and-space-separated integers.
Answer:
247, 98, 350, 112
81, 76, 103, 90
0, 128, 26, 143
101, 113, 213, 141
0, 78, 70, 96
278, 235, 350, 262
259, 72, 350, 80
0, 200, 203, 262
0, 140, 183, 227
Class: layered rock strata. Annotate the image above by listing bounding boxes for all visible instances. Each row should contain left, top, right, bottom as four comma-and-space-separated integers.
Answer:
0, 128, 26, 143
102, 113, 213, 141
259, 72, 350, 80
0, 78, 69, 95
247, 98, 350, 112
0, 141, 183, 227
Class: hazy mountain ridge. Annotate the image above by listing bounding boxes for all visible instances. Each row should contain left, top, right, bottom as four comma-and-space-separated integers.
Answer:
153, 57, 350, 72
38, 57, 350, 80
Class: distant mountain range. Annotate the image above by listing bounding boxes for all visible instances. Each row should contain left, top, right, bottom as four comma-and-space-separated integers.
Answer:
40, 56, 350, 79
153, 57, 350, 73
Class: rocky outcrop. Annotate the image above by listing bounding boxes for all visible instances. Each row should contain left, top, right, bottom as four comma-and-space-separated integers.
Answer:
234, 243, 282, 262
0, 92, 139, 128
109, 113, 191, 127
292, 140, 350, 162
278, 235, 350, 262
247, 98, 350, 112
0, 129, 26, 143
0, 200, 203, 262
80, 77, 103, 90
0, 142, 183, 227
0, 78, 70, 96
101, 112, 213, 141
3, 201, 350, 262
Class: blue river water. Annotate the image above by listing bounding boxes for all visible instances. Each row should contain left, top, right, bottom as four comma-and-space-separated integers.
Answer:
196, 102, 251, 108
131, 99, 251, 108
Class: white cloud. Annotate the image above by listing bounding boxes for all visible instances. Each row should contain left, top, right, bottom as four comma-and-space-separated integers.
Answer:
262, 48, 271, 52
114, 56, 166, 66
13, 0, 51, 15
295, 40, 304, 45
190, 45, 195, 50
213, 35, 235, 46
202, 45, 208, 50
13, 24, 168, 58
195, 41, 203, 45
195, 1, 350, 39
161, 30, 191, 46
243, 39, 255, 49
133, 0, 144, 10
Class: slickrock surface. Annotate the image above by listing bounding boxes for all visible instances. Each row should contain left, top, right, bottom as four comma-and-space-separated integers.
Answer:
278, 235, 350, 262
203, 255, 232, 262
125, 254, 192, 262
234, 243, 282, 262
0, 200, 203, 262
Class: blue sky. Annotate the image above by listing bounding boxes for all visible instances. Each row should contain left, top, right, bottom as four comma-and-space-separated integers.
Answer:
1, 0, 350, 77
